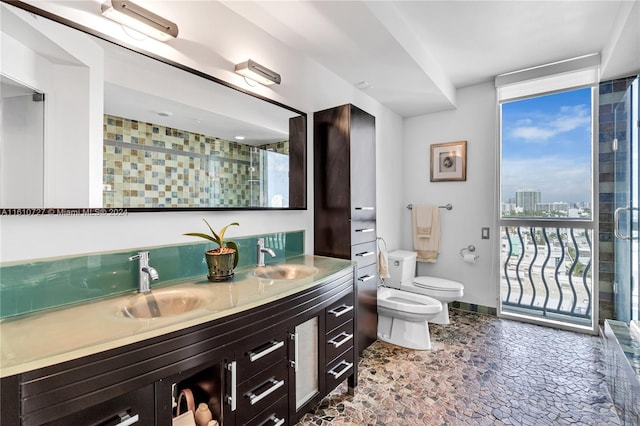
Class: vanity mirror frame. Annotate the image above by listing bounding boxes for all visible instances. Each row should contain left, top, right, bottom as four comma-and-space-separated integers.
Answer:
1, 0, 307, 213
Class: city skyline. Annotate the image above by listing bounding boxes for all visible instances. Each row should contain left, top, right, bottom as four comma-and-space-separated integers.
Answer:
501, 87, 592, 204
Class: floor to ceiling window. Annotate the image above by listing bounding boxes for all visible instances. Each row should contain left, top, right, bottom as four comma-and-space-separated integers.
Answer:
496, 55, 599, 333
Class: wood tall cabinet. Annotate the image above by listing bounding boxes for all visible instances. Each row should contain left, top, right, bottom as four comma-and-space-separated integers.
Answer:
314, 104, 377, 356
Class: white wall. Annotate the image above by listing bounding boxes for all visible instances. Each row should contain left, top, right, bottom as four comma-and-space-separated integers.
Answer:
0, 1, 404, 263
402, 82, 499, 308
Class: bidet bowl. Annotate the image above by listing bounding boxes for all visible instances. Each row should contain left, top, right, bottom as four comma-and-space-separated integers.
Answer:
253, 264, 318, 280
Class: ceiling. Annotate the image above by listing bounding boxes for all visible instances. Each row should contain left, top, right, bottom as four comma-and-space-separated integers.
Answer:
223, 0, 640, 117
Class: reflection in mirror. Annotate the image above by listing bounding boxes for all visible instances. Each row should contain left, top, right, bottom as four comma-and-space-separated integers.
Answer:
1, 75, 44, 208
0, 2, 306, 211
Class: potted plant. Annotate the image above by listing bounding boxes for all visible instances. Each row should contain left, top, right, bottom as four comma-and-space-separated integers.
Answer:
184, 220, 239, 281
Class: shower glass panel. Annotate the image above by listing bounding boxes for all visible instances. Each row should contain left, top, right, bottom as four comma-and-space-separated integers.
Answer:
264, 150, 289, 208
614, 76, 639, 323
0, 75, 45, 208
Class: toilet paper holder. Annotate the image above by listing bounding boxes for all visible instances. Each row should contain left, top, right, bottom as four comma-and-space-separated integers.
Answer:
459, 245, 477, 258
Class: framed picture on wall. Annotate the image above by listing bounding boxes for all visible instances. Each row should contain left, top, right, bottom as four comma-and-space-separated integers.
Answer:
430, 140, 467, 182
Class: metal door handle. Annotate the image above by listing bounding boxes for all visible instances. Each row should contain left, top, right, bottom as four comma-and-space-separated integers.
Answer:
248, 340, 285, 362
328, 304, 353, 318
355, 228, 374, 233
226, 361, 237, 411
355, 251, 375, 257
246, 378, 285, 405
358, 275, 375, 282
355, 207, 374, 210
614, 206, 639, 240
115, 413, 139, 426
328, 360, 353, 379
328, 331, 353, 348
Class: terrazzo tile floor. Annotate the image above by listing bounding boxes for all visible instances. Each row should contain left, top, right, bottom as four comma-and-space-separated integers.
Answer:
297, 310, 619, 425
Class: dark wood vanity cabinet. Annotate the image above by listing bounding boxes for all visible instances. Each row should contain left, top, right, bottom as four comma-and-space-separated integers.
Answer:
0, 267, 356, 426
314, 104, 377, 356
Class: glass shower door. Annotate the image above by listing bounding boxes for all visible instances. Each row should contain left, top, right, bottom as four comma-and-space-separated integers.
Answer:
614, 76, 639, 323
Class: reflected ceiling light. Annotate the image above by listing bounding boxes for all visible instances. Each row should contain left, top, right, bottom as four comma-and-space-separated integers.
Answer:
101, 0, 178, 42
234, 59, 281, 86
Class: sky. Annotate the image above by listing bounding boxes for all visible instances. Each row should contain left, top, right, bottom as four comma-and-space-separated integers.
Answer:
501, 87, 592, 204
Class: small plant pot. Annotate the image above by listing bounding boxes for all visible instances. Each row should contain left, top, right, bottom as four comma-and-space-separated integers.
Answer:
205, 249, 236, 282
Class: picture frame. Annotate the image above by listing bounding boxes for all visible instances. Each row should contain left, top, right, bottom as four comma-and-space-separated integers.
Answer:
430, 140, 467, 182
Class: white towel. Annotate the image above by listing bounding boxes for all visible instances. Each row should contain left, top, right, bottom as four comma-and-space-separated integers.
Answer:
378, 250, 390, 279
412, 205, 440, 262
415, 206, 433, 238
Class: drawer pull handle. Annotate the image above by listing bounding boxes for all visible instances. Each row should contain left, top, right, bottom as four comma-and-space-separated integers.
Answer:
328, 331, 353, 348
259, 414, 285, 426
328, 360, 353, 379
355, 207, 374, 210
248, 340, 285, 362
355, 228, 374, 233
358, 275, 375, 282
247, 378, 285, 406
328, 304, 353, 318
226, 361, 237, 411
355, 251, 375, 257
115, 413, 139, 426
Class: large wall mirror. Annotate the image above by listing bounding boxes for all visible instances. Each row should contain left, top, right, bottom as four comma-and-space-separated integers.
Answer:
0, 1, 306, 212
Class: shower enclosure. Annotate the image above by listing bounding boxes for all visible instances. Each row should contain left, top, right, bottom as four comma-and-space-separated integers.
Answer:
614, 76, 639, 323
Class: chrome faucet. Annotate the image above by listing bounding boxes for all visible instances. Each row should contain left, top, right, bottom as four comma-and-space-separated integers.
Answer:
256, 238, 276, 267
128, 251, 159, 293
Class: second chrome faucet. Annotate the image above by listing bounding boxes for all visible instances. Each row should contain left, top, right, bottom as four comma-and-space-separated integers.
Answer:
256, 238, 276, 267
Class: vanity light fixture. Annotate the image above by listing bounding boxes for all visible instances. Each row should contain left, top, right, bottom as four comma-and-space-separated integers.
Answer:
101, 0, 178, 42
234, 59, 281, 86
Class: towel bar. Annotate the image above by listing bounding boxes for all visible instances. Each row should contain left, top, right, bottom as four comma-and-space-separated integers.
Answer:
406, 203, 452, 211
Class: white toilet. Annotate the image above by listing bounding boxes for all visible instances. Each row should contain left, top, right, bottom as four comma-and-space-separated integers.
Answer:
377, 251, 442, 350
387, 250, 465, 325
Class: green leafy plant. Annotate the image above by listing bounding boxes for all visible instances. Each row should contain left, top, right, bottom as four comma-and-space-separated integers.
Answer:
184, 220, 239, 267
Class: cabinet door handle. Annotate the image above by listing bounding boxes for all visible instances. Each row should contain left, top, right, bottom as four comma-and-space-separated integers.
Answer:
355, 251, 375, 257
261, 414, 285, 426
291, 332, 299, 372
246, 378, 285, 405
328, 304, 353, 318
226, 361, 237, 411
248, 340, 285, 362
328, 331, 353, 348
354, 228, 374, 233
328, 360, 353, 379
358, 275, 374, 282
355, 207, 375, 210
115, 413, 139, 426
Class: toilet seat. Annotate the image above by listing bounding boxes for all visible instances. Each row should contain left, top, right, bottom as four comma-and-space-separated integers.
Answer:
378, 287, 441, 315
413, 276, 464, 292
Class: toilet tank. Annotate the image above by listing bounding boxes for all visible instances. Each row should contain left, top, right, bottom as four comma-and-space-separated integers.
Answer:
387, 250, 417, 288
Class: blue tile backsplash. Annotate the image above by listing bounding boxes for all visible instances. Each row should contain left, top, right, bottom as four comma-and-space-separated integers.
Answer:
0, 230, 304, 319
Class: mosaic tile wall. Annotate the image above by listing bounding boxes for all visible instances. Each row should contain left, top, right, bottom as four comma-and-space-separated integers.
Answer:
598, 76, 637, 322
0, 230, 304, 319
103, 114, 287, 208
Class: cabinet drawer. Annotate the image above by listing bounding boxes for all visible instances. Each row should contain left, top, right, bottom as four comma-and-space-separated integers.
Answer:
325, 347, 355, 393
326, 293, 355, 333
351, 220, 376, 245
326, 319, 354, 365
236, 328, 288, 384
44, 384, 155, 426
241, 395, 288, 426
237, 360, 287, 423
351, 241, 377, 268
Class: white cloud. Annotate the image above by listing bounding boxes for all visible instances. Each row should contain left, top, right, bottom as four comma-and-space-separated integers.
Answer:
508, 104, 590, 142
